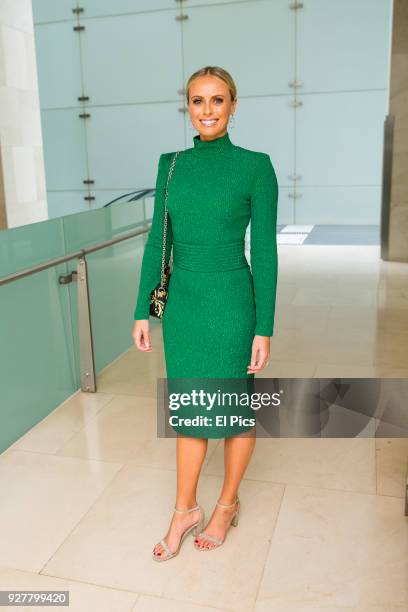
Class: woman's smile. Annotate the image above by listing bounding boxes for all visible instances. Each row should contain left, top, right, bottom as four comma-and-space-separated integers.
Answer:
200, 119, 219, 126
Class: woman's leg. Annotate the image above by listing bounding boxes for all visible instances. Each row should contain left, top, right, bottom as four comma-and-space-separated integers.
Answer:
153, 435, 208, 558
194, 429, 256, 549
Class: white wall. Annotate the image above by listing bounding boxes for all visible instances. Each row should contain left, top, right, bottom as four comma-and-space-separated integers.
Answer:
0, 0, 47, 228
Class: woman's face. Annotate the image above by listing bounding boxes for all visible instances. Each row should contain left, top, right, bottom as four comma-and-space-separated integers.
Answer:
188, 75, 237, 141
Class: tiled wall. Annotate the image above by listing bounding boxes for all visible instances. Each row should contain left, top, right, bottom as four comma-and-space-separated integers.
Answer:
0, 0, 47, 229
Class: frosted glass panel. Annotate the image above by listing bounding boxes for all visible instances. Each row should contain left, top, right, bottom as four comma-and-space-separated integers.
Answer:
47, 191, 93, 219
296, 90, 387, 186
0, 221, 77, 454
297, 0, 392, 92
275, 187, 294, 225
229, 95, 294, 189
0, 263, 78, 453
41, 109, 88, 191
182, 0, 293, 96
32, 0, 78, 23
80, 11, 183, 105
90, 192, 153, 227
62, 202, 146, 372
295, 186, 381, 225
85, 102, 184, 190
0, 200, 151, 452
81, 0, 176, 17
34, 22, 82, 109
185, 0, 257, 5
0, 218, 64, 277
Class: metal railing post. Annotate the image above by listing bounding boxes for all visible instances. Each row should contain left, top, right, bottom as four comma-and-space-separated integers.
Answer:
0, 225, 151, 394
77, 255, 96, 392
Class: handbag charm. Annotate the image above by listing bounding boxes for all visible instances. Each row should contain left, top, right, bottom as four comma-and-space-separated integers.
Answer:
149, 151, 180, 318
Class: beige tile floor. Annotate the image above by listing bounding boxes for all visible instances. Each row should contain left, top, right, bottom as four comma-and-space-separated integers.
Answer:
0, 245, 407, 611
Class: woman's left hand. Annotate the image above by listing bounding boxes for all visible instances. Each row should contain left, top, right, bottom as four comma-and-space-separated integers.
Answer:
247, 335, 270, 374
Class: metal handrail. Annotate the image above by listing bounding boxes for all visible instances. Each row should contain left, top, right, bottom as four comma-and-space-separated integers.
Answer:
0, 209, 153, 393
0, 225, 150, 286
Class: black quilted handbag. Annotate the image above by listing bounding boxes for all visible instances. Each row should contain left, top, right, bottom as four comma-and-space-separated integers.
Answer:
149, 151, 180, 318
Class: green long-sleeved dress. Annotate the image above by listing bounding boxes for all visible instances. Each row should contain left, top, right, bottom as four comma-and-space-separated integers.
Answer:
134, 131, 278, 438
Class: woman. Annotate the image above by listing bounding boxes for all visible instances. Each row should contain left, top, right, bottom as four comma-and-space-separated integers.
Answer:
132, 66, 278, 560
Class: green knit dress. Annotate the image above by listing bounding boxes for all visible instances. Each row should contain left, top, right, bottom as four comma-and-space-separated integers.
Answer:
134, 131, 278, 438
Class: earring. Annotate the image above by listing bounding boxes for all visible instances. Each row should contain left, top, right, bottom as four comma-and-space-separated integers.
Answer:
228, 114, 236, 129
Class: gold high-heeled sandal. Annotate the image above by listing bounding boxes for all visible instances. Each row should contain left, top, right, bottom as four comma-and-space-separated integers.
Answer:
193, 496, 240, 551
152, 503, 205, 562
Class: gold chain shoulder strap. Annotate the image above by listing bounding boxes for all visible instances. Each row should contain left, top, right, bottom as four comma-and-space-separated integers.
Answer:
160, 151, 181, 284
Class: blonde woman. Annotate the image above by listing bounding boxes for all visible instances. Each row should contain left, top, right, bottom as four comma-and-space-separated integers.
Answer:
132, 66, 278, 560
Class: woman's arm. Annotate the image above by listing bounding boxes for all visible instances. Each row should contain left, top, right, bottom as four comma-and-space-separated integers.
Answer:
249, 152, 279, 337
133, 153, 174, 320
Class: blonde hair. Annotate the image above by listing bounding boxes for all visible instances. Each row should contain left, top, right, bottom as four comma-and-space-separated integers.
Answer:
185, 66, 237, 104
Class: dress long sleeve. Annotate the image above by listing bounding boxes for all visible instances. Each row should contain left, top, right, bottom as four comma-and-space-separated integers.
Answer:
250, 152, 279, 336
133, 153, 174, 320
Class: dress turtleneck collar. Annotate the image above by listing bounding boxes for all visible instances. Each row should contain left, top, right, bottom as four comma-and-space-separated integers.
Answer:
192, 130, 234, 152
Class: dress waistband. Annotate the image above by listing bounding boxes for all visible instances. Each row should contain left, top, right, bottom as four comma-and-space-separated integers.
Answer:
172, 240, 248, 272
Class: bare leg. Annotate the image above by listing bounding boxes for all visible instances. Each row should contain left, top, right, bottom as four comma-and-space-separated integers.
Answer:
153, 435, 208, 558
194, 428, 256, 549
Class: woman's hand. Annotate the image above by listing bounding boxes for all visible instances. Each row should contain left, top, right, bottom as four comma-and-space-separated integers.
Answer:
247, 335, 270, 374
132, 320, 152, 352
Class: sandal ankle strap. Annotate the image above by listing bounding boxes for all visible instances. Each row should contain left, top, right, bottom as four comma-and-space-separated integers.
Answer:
216, 496, 239, 508
174, 503, 200, 514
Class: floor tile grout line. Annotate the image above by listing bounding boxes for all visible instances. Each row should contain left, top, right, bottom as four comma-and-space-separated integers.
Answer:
7, 449, 396, 501
3, 447, 125, 466
37, 461, 128, 575
9, 455, 400, 501
39, 570, 234, 612
0, 564, 141, 609
4, 447, 223, 474
213, 474, 385, 499
37, 569, 147, 599
252, 483, 287, 610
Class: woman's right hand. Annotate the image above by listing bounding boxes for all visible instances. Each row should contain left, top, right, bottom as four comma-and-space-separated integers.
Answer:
132, 319, 152, 352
